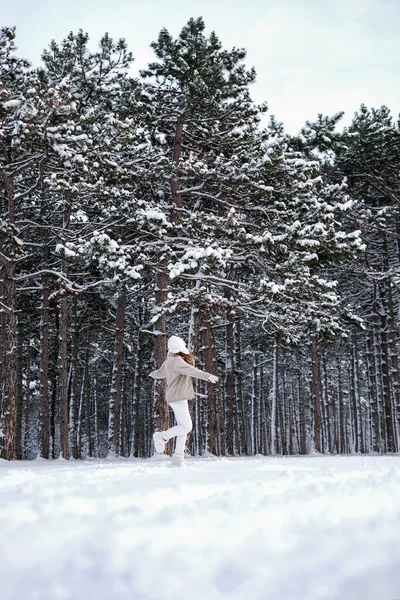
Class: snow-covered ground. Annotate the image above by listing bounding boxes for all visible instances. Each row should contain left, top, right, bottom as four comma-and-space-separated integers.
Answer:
0, 455, 399, 600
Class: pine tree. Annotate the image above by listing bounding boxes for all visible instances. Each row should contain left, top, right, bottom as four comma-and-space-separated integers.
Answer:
37, 30, 149, 457
334, 105, 400, 452
0, 27, 53, 459
139, 16, 267, 441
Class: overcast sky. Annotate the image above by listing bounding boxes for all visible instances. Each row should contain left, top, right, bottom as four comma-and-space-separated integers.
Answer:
2, 0, 399, 133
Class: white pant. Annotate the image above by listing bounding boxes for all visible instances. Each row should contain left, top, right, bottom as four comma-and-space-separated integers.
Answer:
164, 400, 192, 457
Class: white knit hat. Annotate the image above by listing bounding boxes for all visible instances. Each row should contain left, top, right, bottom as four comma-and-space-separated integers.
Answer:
168, 335, 189, 354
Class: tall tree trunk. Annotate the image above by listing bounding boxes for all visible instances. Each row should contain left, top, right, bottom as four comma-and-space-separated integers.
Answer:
93, 365, 99, 457
351, 337, 362, 453
366, 332, 380, 452
384, 232, 400, 451
1, 264, 17, 461
280, 375, 287, 455
251, 355, 258, 455
291, 380, 300, 454
322, 351, 332, 453
40, 276, 51, 458
225, 310, 236, 455
83, 344, 92, 457
234, 320, 245, 455
58, 295, 69, 459
186, 311, 199, 455
373, 330, 384, 452
58, 196, 71, 460
77, 377, 84, 456
23, 343, 32, 459
270, 339, 278, 455
1, 174, 18, 460
133, 331, 144, 457
51, 308, 59, 459
201, 311, 218, 454
0, 295, 5, 445
299, 375, 307, 455
380, 302, 396, 453
337, 358, 346, 453
70, 298, 80, 459
108, 287, 126, 456
15, 330, 24, 459
153, 272, 169, 437
119, 356, 128, 457
311, 336, 322, 453
153, 109, 189, 443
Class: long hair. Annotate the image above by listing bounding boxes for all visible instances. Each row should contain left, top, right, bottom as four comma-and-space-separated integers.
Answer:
175, 351, 197, 366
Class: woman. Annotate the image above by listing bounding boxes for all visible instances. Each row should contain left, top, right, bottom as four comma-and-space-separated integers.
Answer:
149, 335, 218, 466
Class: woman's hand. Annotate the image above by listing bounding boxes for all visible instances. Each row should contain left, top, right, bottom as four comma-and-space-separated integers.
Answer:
208, 375, 219, 384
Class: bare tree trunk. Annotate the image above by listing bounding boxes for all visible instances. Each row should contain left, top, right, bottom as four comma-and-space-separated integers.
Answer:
282, 372, 289, 455
258, 360, 265, 454
260, 377, 269, 456
234, 320, 245, 455
83, 344, 92, 457
0, 173, 18, 460
366, 333, 380, 452
58, 295, 69, 460
153, 272, 169, 437
298, 375, 307, 455
373, 331, 384, 452
58, 197, 71, 460
337, 358, 346, 453
332, 387, 339, 454
1, 254, 18, 460
186, 312, 199, 455
70, 298, 80, 459
351, 337, 362, 453
288, 381, 294, 455
93, 366, 99, 457
15, 331, 24, 459
133, 331, 144, 457
292, 380, 301, 454
23, 343, 32, 459
321, 351, 332, 453
119, 356, 128, 457
51, 308, 58, 459
278, 379, 284, 454
270, 339, 278, 456
225, 311, 236, 455
320, 371, 327, 454
202, 311, 218, 454
311, 337, 322, 453
251, 355, 258, 455
380, 307, 396, 453
384, 233, 400, 452
108, 287, 126, 456
77, 377, 84, 456
40, 276, 51, 458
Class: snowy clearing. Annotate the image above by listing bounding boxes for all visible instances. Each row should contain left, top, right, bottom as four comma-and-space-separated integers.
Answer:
0, 455, 399, 600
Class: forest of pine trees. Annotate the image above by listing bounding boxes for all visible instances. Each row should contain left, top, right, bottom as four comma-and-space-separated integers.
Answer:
1, 18, 400, 460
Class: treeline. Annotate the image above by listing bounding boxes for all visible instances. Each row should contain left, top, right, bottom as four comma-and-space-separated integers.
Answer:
1, 19, 399, 460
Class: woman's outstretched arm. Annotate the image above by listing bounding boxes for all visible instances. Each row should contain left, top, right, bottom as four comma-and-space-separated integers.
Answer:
149, 363, 166, 379
172, 356, 217, 382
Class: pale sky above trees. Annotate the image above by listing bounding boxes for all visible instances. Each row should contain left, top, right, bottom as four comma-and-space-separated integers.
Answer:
3, 0, 400, 132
